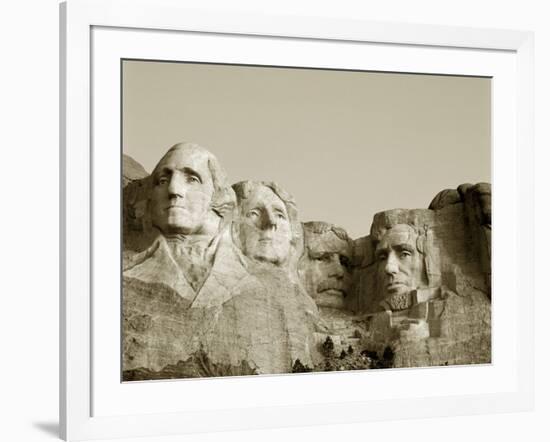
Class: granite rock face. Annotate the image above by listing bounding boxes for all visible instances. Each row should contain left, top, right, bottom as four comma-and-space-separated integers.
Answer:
122, 149, 321, 378
123, 154, 148, 186
122, 143, 492, 379
123, 254, 319, 376
347, 196, 491, 367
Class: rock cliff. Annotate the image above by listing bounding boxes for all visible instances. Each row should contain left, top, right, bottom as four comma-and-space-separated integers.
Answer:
121, 146, 491, 379
122, 153, 148, 186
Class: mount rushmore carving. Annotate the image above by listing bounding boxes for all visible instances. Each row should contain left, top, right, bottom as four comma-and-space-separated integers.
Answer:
122, 142, 491, 380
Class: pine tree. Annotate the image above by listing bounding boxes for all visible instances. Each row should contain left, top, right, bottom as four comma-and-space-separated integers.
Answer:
292, 359, 312, 373
321, 336, 335, 357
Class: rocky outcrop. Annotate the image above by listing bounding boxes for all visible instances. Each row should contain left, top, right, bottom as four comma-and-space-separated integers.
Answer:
122, 155, 156, 263
124, 349, 258, 381
123, 153, 321, 378
345, 198, 491, 368
122, 154, 148, 186
122, 143, 491, 379
123, 252, 320, 378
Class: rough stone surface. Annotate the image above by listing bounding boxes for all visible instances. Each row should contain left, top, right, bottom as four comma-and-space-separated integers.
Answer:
462, 183, 492, 296
122, 142, 492, 378
122, 176, 157, 258
428, 188, 462, 210
123, 154, 149, 186
123, 160, 322, 378
122, 154, 155, 262
346, 196, 491, 368
123, 258, 320, 376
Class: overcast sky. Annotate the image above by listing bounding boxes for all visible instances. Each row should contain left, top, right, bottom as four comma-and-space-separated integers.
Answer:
123, 60, 491, 238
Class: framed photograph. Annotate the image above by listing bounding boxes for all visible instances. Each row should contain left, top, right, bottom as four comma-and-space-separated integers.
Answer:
60, 0, 534, 440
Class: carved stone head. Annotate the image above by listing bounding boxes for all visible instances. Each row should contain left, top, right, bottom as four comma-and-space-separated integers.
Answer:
232, 181, 299, 266
299, 222, 352, 309
149, 142, 234, 236
374, 224, 425, 310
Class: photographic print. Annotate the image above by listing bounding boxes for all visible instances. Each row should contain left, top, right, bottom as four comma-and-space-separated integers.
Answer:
121, 60, 491, 381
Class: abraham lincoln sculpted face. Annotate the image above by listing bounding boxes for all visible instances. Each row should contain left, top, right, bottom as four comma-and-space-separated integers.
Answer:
374, 224, 424, 303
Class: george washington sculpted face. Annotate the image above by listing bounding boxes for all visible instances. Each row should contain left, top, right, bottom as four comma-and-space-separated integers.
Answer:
150, 145, 215, 235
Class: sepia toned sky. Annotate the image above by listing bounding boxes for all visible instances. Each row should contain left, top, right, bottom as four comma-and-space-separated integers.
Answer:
122, 60, 491, 238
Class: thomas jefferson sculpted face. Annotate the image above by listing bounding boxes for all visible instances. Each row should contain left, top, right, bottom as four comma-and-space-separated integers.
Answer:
150, 145, 215, 235
375, 224, 423, 300
233, 182, 294, 265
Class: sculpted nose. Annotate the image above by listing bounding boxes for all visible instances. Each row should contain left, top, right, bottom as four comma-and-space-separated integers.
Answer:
384, 253, 399, 275
167, 172, 186, 199
259, 210, 277, 230
328, 255, 344, 278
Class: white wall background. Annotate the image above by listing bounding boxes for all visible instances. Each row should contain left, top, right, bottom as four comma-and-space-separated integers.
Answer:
0, 1, 547, 441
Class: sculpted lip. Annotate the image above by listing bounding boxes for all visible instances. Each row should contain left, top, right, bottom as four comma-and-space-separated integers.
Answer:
320, 288, 345, 295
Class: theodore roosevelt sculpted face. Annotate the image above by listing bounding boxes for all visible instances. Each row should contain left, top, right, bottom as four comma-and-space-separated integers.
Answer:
301, 222, 352, 309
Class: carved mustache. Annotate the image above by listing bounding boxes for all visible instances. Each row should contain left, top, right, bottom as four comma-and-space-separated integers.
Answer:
317, 280, 347, 294
384, 276, 409, 285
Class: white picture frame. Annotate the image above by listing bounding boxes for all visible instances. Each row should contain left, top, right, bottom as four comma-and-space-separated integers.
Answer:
60, 0, 534, 440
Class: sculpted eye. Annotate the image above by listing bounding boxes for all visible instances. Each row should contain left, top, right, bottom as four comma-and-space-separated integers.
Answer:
247, 210, 260, 218
400, 251, 412, 259
276, 212, 287, 220
187, 174, 201, 184
157, 176, 169, 185
377, 253, 387, 262
340, 255, 351, 269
